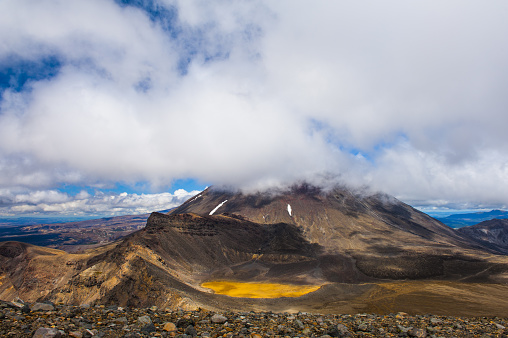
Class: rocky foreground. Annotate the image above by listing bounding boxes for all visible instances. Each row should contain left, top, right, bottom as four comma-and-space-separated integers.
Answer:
1, 300, 508, 338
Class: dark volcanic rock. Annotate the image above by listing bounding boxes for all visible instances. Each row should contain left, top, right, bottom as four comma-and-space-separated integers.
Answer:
176, 317, 195, 328
140, 323, 156, 334
184, 324, 197, 336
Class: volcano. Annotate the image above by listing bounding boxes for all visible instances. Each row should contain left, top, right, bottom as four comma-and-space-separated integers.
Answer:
2, 184, 508, 316
173, 184, 490, 255
167, 185, 507, 281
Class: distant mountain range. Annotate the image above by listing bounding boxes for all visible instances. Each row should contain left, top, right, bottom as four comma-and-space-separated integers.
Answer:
0, 214, 148, 252
0, 216, 96, 227
0, 209, 174, 252
436, 209, 508, 228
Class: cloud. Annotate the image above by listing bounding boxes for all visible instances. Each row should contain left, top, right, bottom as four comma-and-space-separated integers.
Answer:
0, 188, 200, 216
0, 0, 508, 213
367, 143, 508, 210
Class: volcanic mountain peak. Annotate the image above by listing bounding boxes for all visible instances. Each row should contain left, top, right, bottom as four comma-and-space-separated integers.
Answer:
170, 184, 488, 256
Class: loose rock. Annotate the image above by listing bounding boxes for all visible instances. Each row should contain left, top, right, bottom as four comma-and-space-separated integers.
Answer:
176, 317, 195, 328
140, 323, 156, 334
211, 313, 228, 324
408, 327, 427, 337
31, 303, 55, 312
137, 315, 152, 325
32, 327, 62, 338
0, 303, 505, 338
163, 322, 177, 332
185, 324, 197, 337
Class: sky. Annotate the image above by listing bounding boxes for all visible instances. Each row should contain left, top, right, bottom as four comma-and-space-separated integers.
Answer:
0, 0, 507, 217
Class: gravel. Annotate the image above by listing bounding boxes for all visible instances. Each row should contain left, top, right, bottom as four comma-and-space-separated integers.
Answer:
1, 300, 508, 337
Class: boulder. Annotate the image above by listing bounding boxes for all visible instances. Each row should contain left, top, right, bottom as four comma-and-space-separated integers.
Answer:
31, 303, 55, 312
32, 327, 62, 338
211, 314, 227, 324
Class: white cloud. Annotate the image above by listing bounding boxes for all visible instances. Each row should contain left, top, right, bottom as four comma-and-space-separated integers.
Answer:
367, 143, 508, 209
14, 190, 70, 204
0, 0, 507, 212
0, 188, 200, 216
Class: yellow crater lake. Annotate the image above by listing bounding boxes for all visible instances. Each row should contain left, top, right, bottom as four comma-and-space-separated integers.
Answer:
201, 281, 321, 298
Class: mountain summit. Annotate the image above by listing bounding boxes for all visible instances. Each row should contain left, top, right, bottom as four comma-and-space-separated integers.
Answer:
173, 184, 492, 256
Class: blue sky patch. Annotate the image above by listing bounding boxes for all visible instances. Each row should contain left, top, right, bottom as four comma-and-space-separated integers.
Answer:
0, 55, 62, 97
57, 178, 207, 197
115, 0, 179, 35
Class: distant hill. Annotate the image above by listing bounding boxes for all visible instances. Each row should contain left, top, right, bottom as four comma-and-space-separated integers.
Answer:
436, 209, 508, 228
457, 219, 508, 254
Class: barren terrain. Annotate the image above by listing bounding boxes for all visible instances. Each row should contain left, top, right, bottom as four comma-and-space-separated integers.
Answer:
2, 185, 508, 318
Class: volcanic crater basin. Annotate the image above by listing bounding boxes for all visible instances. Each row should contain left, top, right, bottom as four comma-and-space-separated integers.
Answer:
201, 281, 322, 298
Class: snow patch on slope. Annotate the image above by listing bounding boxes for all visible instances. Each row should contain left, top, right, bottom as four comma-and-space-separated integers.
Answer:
287, 204, 292, 216
210, 200, 228, 215
189, 194, 202, 203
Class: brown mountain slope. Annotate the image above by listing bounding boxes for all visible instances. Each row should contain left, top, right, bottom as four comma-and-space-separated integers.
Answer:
171, 185, 504, 278
0, 241, 93, 302
171, 185, 486, 253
